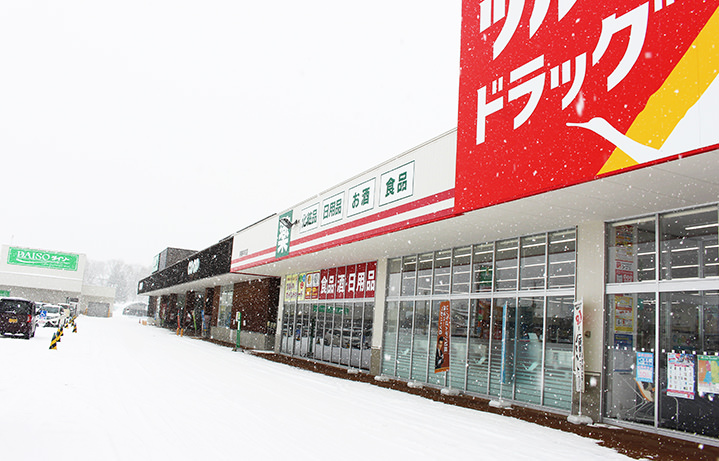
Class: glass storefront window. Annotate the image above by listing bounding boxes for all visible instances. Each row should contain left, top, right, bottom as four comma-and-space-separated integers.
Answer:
449, 300, 469, 389
313, 304, 326, 361
339, 304, 352, 366
520, 234, 546, 290
495, 239, 519, 291
218, 285, 234, 329
605, 207, 719, 439
383, 229, 576, 412
433, 250, 452, 295
543, 296, 573, 411
295, 304, 312, 357
661, 207, 719, 280
548, 229, 576, 288
452, 247, 472, 294
401, 255, 417, 296
411, 300, 430, 382
466, 299, 491, 394
515, 297, 544, 405
658, 291, 719, 438
489, 298, 516, 398
397, 301, 414, 379
361, 302, 374, 370
607, 217, 656, 283
472, 243, 494, 293
282, 263, 377, 371
417, 252, 434, 295
604, 293, 656, 425
381, 301, 399, 376
387, 258, 401, 297
281, 304, 294, 354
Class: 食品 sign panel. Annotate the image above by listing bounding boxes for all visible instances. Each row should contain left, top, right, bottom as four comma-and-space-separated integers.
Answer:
456, 0, 719, 213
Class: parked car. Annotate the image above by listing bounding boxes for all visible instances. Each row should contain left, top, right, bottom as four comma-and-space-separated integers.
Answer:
42, 304, 66, 328
122, 302, 148, 317
0, 297, 37, 339
58, 303, 77, 318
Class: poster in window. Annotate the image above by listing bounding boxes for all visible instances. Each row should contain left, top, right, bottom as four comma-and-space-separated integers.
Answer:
636, 352, 654, 383
667, 353, 695, 400
698, 355, 719, 396
305, 271, 320, 300
434, 301, 451, 373
614, 296, 634, 333
297, 273, 307, 302
284, 274, 298, 302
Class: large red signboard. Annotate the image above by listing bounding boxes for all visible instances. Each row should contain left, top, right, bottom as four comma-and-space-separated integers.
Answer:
456, 0, 719, 213
314, 262, 377, 301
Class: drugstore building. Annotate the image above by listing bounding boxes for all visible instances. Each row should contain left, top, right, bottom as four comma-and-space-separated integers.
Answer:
140, 0, 719, 444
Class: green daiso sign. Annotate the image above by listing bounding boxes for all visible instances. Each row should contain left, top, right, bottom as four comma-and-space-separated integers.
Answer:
7, 247, 79, 271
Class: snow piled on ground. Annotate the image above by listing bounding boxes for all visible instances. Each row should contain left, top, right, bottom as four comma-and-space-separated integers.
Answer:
0, 316, 633, 460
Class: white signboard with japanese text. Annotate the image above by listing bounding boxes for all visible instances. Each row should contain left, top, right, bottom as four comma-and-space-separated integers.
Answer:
300, 203, 320, 234
379, 161, 414, 207
347, 178, 376, 217
321, 192, 344, 226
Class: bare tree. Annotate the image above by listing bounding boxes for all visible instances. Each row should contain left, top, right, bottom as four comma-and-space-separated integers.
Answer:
84, 259, 151, 304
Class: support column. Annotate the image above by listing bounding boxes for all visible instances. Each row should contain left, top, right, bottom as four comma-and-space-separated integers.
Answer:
575, 220, 606, 420
370, 258, 388, 375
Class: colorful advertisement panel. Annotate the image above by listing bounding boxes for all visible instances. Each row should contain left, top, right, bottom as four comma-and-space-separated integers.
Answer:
667, 353, 695, 399
305, 271, 320, 300
289, 262, 377, 302
456, 0, 719, 212
698, 355, 719, 395
284, 273, 298, 303
297, 273, 307, 302
636, 351, 654, 383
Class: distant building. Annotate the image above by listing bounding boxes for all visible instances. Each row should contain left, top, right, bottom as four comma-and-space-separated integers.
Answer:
0, 245, 115, 317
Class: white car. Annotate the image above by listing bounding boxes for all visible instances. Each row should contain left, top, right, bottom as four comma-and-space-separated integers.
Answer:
42, 304, 67, 328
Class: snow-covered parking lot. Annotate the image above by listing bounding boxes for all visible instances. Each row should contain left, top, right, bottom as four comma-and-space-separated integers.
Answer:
0, 315, 634, 460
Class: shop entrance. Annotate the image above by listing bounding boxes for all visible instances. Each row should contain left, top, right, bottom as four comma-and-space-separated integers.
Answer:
604, 206, 719, 440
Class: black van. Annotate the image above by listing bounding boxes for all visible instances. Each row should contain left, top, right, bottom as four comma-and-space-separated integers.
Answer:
0, 298, 37, 339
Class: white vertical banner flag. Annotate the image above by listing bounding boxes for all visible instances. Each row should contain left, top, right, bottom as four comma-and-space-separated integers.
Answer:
573, 298, 585, 393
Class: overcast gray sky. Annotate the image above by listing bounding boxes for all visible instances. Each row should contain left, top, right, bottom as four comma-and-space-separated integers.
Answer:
0, 1, 461, 266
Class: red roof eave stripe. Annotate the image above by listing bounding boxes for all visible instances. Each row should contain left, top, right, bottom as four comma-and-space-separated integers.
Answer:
230, 189, 456, 271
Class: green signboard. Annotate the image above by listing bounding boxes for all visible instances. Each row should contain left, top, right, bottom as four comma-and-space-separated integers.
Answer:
7, 247, 79, 271
0, 290, 9, 297
275, 211, 293, 258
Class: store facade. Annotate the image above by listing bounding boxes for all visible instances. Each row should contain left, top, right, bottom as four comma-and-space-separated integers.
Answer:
0, 245, 115, 316
206, 122, 718, 443
381, 229, 576, 411
136, 0, 719, 444
280, 262, 377, 370
604, 205, 719, 438
138, 237, 280, 349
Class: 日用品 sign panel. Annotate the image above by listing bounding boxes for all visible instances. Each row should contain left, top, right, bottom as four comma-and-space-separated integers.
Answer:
456, 0, 719, 213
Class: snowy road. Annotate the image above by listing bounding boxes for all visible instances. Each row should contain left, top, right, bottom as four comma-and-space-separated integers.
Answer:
0, 315, 633, 460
